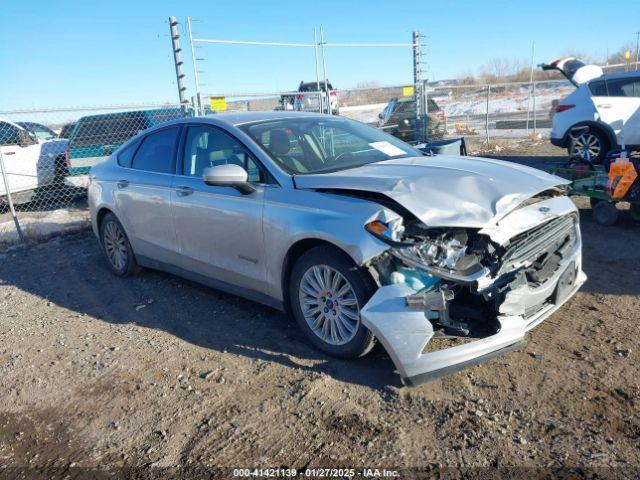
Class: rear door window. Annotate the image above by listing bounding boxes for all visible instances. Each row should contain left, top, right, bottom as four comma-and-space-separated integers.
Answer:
131, 127, 179, 174
117, 140, 140, 168
589, 80, 608, 96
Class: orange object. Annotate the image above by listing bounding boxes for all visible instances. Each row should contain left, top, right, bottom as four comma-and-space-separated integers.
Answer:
608, 157, 638, 199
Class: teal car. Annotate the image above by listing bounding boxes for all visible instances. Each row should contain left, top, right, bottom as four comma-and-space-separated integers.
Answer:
66, 108, 184, 176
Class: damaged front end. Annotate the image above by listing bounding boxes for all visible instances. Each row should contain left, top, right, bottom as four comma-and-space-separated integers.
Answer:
361, 195, 586, 386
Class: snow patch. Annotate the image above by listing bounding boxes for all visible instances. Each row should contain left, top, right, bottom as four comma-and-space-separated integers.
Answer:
0, 209, 90, 250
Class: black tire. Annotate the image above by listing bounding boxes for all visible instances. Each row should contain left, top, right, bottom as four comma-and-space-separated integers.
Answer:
99, 212, 138, 277
289, 245, 377, 359
592, 200, 618, 226
568, 128, 608, 164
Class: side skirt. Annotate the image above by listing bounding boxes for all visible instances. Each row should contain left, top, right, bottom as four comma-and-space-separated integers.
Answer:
136, 254, 285, 312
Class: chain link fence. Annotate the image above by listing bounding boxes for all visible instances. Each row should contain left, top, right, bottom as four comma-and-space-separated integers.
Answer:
429, 79, 574, 142
0, 104, 184, 248
0, 78, 581, 249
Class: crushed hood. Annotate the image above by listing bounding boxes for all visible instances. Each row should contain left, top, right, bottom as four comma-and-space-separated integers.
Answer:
294, 155, 570, 228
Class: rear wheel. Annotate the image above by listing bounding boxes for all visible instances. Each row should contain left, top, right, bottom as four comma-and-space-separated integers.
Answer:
100, 213, 138, 276
568, 128, 608, 164
289, 246, 377, 359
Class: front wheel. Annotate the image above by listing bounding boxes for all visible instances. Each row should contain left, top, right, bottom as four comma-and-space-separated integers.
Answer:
289, 246, 377, 358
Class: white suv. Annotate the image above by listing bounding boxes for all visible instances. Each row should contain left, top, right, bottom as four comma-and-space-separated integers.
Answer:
543, 57, 640, 163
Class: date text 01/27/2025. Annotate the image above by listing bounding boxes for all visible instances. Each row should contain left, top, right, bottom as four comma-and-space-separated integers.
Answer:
232, 467, 400, 478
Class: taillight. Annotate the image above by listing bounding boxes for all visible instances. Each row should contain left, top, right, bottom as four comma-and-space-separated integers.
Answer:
64, 148, 71, 168
330, 91, 337, 97
555, 104, 575, 113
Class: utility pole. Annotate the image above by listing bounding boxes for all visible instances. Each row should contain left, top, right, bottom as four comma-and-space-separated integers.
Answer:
314, 28, 322, 113
531, 42, 537, 136
320, 26, 330, 114
187, 16, 202, 116
169, 17, 189, 115
412, 30, 425, 143
526, 41, 535, 135
635, 31, 640, 71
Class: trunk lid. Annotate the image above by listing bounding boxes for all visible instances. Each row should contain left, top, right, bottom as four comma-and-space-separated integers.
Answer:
540, 57, 603, 86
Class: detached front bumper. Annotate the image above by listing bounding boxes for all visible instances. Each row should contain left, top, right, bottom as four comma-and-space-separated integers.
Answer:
361, 244, 586, 386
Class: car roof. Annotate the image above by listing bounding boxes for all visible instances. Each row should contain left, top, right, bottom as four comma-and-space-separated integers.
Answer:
16, 121, 49, 128
0, 118, 25, 130
596, 70, 640, 82
300, 81, 331, 86
175, 110, 330, 127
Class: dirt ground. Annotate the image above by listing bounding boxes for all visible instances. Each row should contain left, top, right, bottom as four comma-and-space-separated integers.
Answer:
0, 146, 639, 479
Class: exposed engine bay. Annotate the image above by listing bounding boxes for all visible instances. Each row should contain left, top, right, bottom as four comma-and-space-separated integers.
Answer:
365, 201, 579, 340
299, 155, 586, 385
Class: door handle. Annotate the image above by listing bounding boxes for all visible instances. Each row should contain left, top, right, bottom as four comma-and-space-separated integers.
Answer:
176, 186, 194, 196
597, 104, 612, 108
4, 151, 15, 155
116, 180, 129, 189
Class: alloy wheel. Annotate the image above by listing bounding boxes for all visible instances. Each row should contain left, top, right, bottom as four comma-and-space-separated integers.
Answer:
103, 221, 128, 271
298, 265, 360, 346
571, 133, 601, 162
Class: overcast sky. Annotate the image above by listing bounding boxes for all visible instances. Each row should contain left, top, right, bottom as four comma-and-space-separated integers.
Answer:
1, 0, 638, 110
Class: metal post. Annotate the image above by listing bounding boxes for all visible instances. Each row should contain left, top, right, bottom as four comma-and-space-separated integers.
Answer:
197, 92, 204, 117
0, 151, 26, 244
412, 30, 424, 143
635, 31, 640, 71
485, 85, 491, 144
313, 28, 322, 112
169, 17, 189, 115
526, 41, 535, 134
532, 80, 537, 136
320, 26, 330, 114
187, 16, 201, 116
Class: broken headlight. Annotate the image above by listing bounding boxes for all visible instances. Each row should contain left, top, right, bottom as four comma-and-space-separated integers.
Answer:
391, 228, 489, 283
365, 218, 413, 247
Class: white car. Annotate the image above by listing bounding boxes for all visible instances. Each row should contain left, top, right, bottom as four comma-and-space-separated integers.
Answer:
543, 57, 640, 163
294, 81, 340, 115
0, 119, 67, 200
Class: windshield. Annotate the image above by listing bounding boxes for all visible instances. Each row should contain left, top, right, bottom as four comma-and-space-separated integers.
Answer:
240, 116, 420, 175
17, 122, 57, 141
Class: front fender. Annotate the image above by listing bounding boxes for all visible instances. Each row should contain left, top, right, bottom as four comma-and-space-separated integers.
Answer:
263, 188, 396, 301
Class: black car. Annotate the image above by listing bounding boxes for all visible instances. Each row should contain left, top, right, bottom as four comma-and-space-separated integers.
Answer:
377, 97, 445, 142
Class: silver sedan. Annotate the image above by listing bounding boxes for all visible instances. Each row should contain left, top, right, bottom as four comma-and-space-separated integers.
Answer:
88, 112, 585, 385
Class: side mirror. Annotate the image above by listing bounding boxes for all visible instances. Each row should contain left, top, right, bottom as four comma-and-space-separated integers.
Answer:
202, 164, 255, 194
